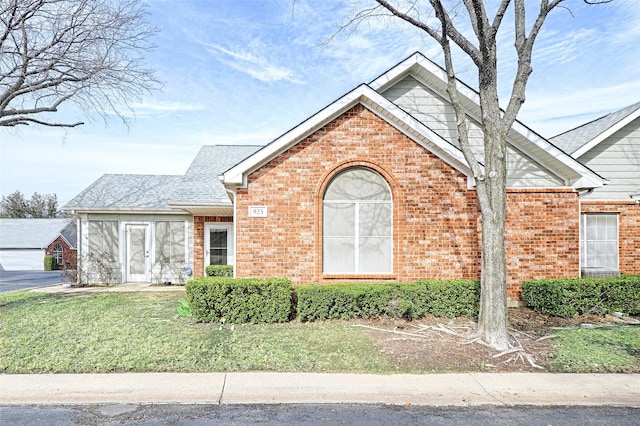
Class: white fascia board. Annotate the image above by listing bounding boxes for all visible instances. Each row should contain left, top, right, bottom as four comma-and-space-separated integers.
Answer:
573, 107, 640, 158
221, 86, 365, 187
370, 52, 479, 104
70, 208, 184, 215
372, 52, 604, 189
360, 89, 472, 177
221, 84, 473, 188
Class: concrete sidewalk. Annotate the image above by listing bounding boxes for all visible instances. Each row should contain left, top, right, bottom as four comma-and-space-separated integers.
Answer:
1, 373, 639, 406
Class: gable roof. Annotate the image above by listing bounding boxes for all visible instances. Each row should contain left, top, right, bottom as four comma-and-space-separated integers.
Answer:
168, 145, 262, 215
551, 101, 640, 157
64, 145, 262, 215
221, 83, 473, 188
222, 52, 604, 191
369, 52, 604, 190
0, 218, 75, 249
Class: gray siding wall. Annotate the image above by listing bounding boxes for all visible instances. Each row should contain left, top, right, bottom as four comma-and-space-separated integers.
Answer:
382, 76, 563, 187
579, 117, 640, 200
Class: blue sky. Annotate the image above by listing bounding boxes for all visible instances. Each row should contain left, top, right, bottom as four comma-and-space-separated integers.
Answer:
1, 0, 639, 207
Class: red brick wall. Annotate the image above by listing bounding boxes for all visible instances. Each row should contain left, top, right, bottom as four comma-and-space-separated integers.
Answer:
581, 201, 640, 275
232, 104, 583, 300
193, 216, 233, 277
45, 236, 76, 268
505, 188, 580, 300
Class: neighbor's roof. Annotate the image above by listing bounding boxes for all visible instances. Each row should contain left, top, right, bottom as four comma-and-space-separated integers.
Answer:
551, 101, 640, 157
0, 218, 75, 249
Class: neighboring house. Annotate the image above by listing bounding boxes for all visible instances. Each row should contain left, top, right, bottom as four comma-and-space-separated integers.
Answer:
65, 53, 618, 303
0, 218, 77, 270
551, 101, 640, 278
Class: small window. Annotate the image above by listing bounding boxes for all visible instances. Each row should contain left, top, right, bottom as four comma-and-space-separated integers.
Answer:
88, 220, 119, 261
323, 167, 393, 274
53, 244, 63, 265
155, 221, 186, 264
581, 214, 618, 270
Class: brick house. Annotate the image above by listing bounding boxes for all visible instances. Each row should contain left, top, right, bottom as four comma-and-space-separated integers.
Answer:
64, 53, 638, 302
0, 218, 76, 270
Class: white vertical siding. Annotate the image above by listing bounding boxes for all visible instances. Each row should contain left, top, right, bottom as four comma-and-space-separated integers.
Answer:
382, 76, 563, 187
579, 117, 640, 200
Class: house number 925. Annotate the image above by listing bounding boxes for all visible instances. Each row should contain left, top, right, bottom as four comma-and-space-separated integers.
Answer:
248, 206, 268, 217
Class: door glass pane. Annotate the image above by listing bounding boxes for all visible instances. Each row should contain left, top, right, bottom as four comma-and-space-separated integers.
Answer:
210, 230, 227, 265
129, 228, 145, 274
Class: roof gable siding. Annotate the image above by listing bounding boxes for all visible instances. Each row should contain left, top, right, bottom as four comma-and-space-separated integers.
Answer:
382, 75, 563, 188
579, 117, 640, 200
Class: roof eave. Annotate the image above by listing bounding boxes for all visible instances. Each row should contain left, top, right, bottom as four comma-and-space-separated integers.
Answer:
221, 84, 474, 189
572, 107, 640, 158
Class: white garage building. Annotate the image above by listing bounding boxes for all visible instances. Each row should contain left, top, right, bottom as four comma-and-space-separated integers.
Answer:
0, 219, 76, 271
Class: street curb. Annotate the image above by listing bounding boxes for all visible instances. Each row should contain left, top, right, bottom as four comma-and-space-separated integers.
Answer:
1, 373, 639, 407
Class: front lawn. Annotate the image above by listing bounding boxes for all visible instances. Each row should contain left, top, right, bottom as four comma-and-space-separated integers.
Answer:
1, 291, 638, 373
0, 291, 390, 373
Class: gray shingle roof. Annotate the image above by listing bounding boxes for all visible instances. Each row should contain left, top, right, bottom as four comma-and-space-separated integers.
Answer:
0, 218, 75, 249
169, 145, 262, 205
551, 101, 640, 155
63, 145, 263, 211
64, 174, 183, 210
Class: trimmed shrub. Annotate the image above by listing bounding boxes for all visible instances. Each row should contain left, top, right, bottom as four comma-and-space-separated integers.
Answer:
186, 277, 292, 323
296, 280, 479, 321
205, 265, 233, 277
416, 279, 480, 318
522, 276, 640, 317
44, 255, 57, 271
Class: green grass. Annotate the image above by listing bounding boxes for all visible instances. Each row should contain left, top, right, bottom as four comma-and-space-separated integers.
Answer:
549, 327, 640, 373
0, 291, 391, 374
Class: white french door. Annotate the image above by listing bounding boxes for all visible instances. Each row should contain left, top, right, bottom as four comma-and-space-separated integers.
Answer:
126, 224, 150, 282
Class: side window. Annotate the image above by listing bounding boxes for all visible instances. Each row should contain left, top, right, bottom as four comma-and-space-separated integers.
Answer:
323, 167, 393, 274
88, 220, 119, 261
581, 214, 618, 270
155, 221, 186, 264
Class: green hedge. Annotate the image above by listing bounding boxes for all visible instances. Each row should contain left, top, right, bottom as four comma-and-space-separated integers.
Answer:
522, 276, 640, 317
44, 255, 57, 271
296, 280, 479, 321
185, 277, 293, 323
205, 265, 233, 277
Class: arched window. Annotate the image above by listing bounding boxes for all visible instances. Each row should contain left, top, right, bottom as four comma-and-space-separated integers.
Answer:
53, 244, 64, 265
323, 167, 392, 274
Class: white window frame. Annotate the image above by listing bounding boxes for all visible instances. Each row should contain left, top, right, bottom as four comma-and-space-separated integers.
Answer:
204, 223, 234, 274
580, 213, 619, 271
53, 244, 64, 265
323, 167, 393, 275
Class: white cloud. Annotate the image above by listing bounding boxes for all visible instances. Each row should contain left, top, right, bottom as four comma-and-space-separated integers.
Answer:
203, 43, 304, 84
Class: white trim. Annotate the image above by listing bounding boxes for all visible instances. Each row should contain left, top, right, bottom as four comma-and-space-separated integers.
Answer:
204, 222, 234, 275
573, 107, 640, 158
370, 52, 604, 190
221, 84, 473, 188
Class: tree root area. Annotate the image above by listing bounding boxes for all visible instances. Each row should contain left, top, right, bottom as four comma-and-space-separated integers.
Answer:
356, 307, 629, 373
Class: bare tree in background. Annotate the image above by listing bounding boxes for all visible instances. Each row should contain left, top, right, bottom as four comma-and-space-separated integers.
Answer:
341, 0, 610, 350
0, 0, 160, 128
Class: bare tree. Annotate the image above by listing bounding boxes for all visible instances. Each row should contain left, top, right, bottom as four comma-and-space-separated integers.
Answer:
0, 0, 160, 128
341, 0, 610, 350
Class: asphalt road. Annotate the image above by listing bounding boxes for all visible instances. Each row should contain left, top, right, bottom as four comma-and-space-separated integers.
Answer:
0, 270, 62, 292
1, 404, 639, 425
